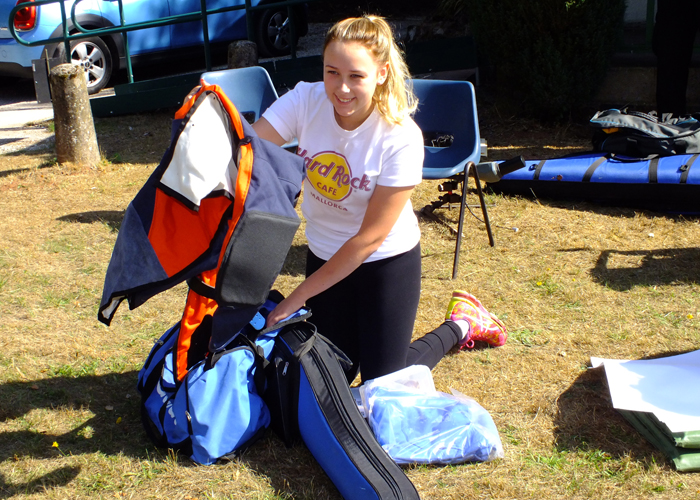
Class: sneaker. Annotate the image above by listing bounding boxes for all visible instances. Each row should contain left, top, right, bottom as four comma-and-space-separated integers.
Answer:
445, 290, 507, 349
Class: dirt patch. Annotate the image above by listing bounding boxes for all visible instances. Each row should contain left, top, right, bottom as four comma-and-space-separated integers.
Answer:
0, 123, 54, 156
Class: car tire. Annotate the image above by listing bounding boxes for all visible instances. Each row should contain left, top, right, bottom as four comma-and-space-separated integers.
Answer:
56, 37, 113, 95
256, 7, 298, 58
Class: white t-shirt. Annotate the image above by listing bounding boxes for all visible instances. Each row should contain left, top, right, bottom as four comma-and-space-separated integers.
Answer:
262, 81, 424, 262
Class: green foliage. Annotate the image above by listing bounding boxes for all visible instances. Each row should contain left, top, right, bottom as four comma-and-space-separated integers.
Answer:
509, 328, 544, 346
49, 360, 101, 378
447, 0, 626, 121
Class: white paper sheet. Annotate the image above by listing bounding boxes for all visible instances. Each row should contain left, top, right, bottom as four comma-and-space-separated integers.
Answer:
591, 349, 700, 433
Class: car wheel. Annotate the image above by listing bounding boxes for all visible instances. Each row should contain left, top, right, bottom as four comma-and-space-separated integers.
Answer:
57, 37, 113, 95
256, 7, 297, 58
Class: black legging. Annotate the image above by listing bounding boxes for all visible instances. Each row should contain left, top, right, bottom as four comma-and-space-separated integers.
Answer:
305, 244, 461, 383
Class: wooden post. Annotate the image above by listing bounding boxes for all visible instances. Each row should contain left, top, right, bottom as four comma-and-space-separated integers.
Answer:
227, 40, 258, 69
49, 63, 100, 166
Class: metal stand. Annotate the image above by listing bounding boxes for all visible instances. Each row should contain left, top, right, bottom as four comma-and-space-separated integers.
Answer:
452, 161, 494, 279
420, 161, 495, 280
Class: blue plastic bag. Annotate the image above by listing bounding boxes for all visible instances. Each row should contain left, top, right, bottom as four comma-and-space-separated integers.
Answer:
361, 365, 504, 465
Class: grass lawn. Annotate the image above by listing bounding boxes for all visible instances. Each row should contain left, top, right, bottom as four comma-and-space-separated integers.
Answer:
0, 96, 699, 499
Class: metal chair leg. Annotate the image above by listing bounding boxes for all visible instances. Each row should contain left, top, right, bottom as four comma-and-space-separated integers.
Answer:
471, 162, 495, 247
451, 161, 495, 279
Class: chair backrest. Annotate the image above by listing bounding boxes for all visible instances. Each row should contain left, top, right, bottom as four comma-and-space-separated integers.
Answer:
411, 79, 482, 180
201, 66, 279, 124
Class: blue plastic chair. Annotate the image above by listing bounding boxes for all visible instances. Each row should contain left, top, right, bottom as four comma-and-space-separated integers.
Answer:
411, 79, 493, 279
201, 66, 279, 124
412, 79, 482, 179
201, 66, 299, 150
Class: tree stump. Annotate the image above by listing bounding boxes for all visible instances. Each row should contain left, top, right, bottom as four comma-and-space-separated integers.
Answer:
227, 40, 258, 69
49, 63, 100, 166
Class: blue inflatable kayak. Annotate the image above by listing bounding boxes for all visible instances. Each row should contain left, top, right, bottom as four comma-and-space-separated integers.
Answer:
488, 152, 700, 213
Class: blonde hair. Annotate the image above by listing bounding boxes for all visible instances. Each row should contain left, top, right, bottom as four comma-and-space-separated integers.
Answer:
323, 16, 417, 125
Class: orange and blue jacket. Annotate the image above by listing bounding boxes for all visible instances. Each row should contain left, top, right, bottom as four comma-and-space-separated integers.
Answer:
98, 83, 304, 380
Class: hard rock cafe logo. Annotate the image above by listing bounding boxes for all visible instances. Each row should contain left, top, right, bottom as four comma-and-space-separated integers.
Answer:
299, 149, 372, 202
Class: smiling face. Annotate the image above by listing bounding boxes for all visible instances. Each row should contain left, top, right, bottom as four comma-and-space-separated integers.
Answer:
323, 40, 389, 131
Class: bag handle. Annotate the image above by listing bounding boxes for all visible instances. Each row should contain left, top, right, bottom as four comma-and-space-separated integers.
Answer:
315, 332, 353, 371
205, 335, 268, 395
292, 324, 317, 360
281, 321, 354, 372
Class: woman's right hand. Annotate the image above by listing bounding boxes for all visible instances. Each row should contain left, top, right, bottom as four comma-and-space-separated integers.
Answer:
265, 291, 307, 328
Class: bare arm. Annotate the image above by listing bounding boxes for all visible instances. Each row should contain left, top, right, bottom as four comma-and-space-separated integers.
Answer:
252, 117, 287, 147
265, 184, 416, 326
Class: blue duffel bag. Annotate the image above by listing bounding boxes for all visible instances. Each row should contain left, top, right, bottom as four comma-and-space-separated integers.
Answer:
137, 298, 310, 465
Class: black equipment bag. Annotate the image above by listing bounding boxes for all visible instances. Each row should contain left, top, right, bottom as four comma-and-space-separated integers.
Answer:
590, 109, 700, 158
264, 321, 421, 500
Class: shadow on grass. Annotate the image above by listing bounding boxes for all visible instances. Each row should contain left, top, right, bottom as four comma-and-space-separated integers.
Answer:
57, 210, 125, 232
0, 371, 150, 463
0, 160, 56, 178
589, 247, 700, 291
0, 466, 81, 499
240, 434, 341, 500
553, 366, 668, 467
0, 370, 342, 498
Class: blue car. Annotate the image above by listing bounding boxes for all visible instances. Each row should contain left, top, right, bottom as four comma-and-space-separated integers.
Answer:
1, 0, 308, 93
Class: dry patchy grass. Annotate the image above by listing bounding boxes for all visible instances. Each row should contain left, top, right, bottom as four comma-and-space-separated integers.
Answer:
0, 101, 699, 499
